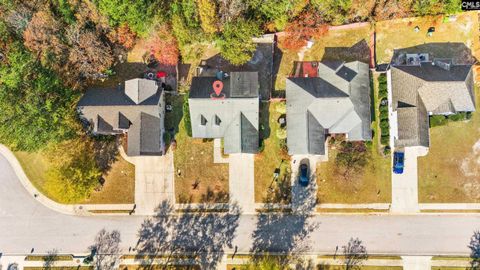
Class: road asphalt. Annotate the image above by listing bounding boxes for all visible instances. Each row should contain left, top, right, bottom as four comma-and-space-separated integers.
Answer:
1, 153, 480, 256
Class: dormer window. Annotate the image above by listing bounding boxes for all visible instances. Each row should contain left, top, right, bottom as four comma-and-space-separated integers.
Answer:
200, 115, 207, 126
214, 115, 221, 126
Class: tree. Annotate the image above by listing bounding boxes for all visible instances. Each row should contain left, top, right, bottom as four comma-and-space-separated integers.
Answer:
0, 42, 78, 151
246, 0, 307, 31
279, 8, 328, 51
413, 0, 443, 16
312, 0, 352, 25
116, 23, 137, 49
197, 0, 218, 34
45, 138, 102, 203
89, 229, 121, 270
42, 249, 59, 270
95, 0, 157, 36
65, 24, 114, 80
145, 24, 179, 66
469, 231, 480, 269
216, 18, 260, 65
23, 10, 66, 61
335, 140, 369, 180
171, 0, 204, 47
343, 237, 368, 270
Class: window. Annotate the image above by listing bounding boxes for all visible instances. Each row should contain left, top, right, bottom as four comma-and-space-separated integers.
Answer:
214, 115, 221, 126
200, 115, 207, 126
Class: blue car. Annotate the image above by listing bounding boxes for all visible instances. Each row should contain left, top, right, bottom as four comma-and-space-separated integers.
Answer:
393, 151, 405, 174
299, 163, 309, 186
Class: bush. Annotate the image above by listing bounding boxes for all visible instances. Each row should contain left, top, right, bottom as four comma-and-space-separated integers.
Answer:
216, 18, 260, 65
182, 94, 192, 137
279, 139, 288, 153
378, 74, 387, 84
258, 139, 265, 152
467, 112, 473, 119
378, 83, 388, 99
380, 135, 389, 145
379, 104, 388, 115
448, 112, 466, 122
380, 109, 389, 120
430, 115, 447, 127
383, 145, 391, 155
380, 119, 389, 131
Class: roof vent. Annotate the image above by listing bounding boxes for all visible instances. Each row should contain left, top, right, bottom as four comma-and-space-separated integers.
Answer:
433, 59, 452, 71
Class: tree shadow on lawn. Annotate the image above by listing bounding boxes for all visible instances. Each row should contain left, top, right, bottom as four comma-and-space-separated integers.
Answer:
322, 40, 371, 64
135, 200, 241, 269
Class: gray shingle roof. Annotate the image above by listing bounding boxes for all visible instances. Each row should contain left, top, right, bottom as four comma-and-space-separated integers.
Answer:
188, 72, 259, 154
189, 72, 258, 99
77, 79, 163, 156
286, 61, 371, 155
391, 62, 475, 147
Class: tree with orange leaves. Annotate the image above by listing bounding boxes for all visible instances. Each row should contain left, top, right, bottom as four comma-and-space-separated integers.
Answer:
145, 24, 179, 66
116, 23, 137, 49
279, 8, 328, 51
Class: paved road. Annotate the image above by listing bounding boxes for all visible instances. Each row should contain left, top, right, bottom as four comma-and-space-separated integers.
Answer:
1, 154, 480, 256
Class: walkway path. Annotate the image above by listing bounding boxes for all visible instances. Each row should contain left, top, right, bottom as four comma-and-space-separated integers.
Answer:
228, 154, 255, 214
402, 256, 432, 270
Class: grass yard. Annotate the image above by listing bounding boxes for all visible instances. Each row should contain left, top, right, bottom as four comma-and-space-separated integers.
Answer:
375, 12, 479, 64
317, 266, 402, 270
418, 90, 480, 203
173, 95, 229, 204
274, 24, 372, 92
431, 268, 468, 270
316, 73, 391, 204
24, 267, 92, 270
254, 101, 291, 203
14, 151, 135, 204
119, 266, 200, 270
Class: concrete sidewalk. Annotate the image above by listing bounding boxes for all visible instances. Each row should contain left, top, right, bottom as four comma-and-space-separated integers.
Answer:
402, 256, 432, 270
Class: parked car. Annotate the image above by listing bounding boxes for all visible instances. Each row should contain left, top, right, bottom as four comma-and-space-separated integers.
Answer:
393, 151, 405, 174
299, 161, 309, 187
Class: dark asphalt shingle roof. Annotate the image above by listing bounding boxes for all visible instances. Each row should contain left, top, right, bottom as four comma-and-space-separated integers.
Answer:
392, 62, 475, 148
77, 79, 163, 156
189, 72, 259, 99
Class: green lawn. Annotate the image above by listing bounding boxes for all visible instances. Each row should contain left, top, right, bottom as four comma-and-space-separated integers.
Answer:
418, 90, 480, 203
173, 95, 229, 204
375, 12, 479, 64
14, 151, 135, 204
316, 73, 391, 204
254, 101, 291, 203
275, 24, 372, 91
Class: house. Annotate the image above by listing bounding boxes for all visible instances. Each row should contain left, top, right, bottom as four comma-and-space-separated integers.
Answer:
286, 61, 372, 155
390, 53, 475, 148
77, 78, 166, 156
188, 71, 259, 154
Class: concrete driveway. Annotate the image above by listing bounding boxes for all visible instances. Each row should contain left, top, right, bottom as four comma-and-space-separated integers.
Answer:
134, 151, 174, 215
228, 154, 255, 214
391, 146, 428, 213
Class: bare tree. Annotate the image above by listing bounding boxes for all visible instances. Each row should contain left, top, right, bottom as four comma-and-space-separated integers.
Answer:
42, 249, 59, 270
89, 229, 121, 270
342, 237, 368, 270
469, 231, 480, 269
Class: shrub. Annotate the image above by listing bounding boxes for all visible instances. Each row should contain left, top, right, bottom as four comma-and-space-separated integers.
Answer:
380, 109, 389, 120
378, 74, 387, 84
448, 112, 466, 122
258, 139, 265, 152
380, 135, 389, 145
279, 139, 288, 153
182, 94, 192, 136
467, 112, 473, 119
379, 104, 388, 114
383, 145, 391, 155
380, 119, 389, 131
430, 115, 447, 127
378, 83, 388, 99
